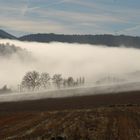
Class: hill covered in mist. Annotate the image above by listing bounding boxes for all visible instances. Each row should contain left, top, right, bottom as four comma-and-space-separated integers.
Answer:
0, 29, 140, 48
0, 43, 31, 61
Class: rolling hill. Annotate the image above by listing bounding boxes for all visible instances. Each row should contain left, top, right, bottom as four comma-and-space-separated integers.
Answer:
19, 33, 140, 48
0, 29, 16, 39
1, 29, 140, 48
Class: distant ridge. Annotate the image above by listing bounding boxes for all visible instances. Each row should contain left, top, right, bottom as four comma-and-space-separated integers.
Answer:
0, 29, 140, 48
0, 29, 16, 39
19, 33, 140, 48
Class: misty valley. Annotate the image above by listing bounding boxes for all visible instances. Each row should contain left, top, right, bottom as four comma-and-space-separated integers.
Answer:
0, 0, 140, 138
0, 39, 140, 101
1, 35, 140, 139
1, 40, 140, 95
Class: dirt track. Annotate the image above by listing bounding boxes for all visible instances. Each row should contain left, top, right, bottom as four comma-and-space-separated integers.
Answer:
0, 91, 140, 139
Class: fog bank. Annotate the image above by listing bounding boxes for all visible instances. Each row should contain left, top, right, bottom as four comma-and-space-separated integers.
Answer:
0, 39, 140, 89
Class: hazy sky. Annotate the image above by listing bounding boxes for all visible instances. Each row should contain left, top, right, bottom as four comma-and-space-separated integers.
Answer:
0, 0, 140, 36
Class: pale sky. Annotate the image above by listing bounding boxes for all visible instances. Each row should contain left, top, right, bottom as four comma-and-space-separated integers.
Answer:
0, 0, 140, 36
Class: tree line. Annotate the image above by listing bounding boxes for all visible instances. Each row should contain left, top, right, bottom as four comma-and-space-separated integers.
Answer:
20, 71, 85, 91
0, 43, 31, 61
20, 34, 140, 48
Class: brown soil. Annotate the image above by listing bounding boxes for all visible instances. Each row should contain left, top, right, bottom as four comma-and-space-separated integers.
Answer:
0, 91, 140, 140
0, 90, 140, 112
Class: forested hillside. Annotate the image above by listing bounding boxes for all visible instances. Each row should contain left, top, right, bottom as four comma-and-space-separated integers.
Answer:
0, 29, 140, 48
19, 34, 140, 48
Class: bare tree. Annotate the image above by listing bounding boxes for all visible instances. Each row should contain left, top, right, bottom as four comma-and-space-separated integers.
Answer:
63, 79, 68, 88
82, 77, 85, 85
21, 71, 40, 91
52, 74, 63, 88
67, 77, 74, 87
40, 73, 50, 89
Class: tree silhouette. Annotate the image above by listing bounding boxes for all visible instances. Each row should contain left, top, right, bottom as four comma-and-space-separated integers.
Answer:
52, 74, 63, 88
40, 73, 50, 88
67, 77, 74, 87
21, 71, 40, 91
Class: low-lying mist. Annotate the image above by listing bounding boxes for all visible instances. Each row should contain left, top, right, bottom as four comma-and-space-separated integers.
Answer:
0, 39, 140, 90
